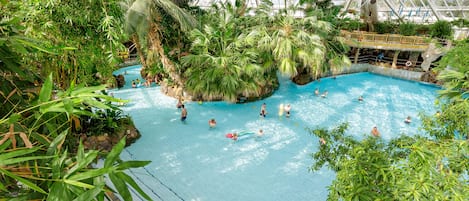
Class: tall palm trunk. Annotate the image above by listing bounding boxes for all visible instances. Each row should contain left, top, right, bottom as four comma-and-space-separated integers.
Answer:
132, 34, 147, 69
148, 22, 183, 86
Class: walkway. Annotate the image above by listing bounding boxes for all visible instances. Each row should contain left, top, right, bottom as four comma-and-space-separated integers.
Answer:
341, 30, 430, 52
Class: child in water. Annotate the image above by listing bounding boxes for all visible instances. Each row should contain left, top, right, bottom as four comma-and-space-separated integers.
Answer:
209, 118, 217, 128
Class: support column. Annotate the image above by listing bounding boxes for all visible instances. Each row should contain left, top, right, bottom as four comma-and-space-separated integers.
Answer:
354, 48, 360, 64
392, 50, 400, 68
409, 52, 419, 67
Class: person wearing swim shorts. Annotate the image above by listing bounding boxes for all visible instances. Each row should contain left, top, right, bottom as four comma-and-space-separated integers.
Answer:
284, 104, 291, 118
181, 104, 187, 122
260, 103, 267, 118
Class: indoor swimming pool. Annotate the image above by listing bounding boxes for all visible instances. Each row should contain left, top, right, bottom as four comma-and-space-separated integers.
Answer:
110, 65, 439, 201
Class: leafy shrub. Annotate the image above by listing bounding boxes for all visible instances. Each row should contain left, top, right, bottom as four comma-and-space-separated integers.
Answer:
375, 21, 395, 34
338, 18, 365, 31
415, 24, 430, 36
430, 20, 453, 39
399, 22, 417, 36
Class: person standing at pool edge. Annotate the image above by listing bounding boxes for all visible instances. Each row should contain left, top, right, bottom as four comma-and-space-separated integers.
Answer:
181, 104, 187, 122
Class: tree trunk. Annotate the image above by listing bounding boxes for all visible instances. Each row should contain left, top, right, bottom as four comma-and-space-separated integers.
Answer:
132, 34, 147, 70
148, 22, 184, 87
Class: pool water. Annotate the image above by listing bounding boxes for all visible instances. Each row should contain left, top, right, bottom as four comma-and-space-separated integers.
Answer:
111, 65, 439, 201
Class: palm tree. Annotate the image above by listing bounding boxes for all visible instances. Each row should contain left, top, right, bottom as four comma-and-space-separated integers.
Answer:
181, 2, 275, 102
435, 40, 469, 100
257, 5, 350, 82
258, 11, 326, 79
122, 0, 197, 86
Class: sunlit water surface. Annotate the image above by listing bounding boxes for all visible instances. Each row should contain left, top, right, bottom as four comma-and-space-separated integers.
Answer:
110, 65, 439, 201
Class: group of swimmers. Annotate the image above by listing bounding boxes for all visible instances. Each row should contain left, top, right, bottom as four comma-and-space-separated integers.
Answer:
314, 88, 328, 98
131, 75, 161, 88
260, 102, 292, 118
175, 89, 418, 143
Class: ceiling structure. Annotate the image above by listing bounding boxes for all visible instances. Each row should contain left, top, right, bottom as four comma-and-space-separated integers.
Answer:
190, 0, 469, 23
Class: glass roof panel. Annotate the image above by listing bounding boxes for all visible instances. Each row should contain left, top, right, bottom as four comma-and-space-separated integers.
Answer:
190, 0, 468, 24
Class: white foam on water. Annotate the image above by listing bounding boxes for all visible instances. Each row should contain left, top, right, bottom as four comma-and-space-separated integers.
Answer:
158, 152, 182, 175
280, 145, 313, 175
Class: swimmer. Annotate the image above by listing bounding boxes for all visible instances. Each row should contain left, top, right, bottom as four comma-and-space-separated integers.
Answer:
257, 129, 264, 137
176, 96, 183, 109
358, 96, 363, 102
314, 88, 320, 96
284, 104, 291, 118
131, 80, 136, 88
209, 118, 217, 128
180, 105, 187, 122
232, 133, 238, 141
319, 138, 326, 145
260, 103, 267, 118
321, 90, 328, 98
371, 126, 380, 137
404, 116, 412, 124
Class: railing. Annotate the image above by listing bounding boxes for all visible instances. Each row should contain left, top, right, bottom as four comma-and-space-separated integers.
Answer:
340, 31, 431, 51
347, 54, 437, 70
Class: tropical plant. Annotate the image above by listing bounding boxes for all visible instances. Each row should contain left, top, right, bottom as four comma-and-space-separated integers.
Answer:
181, 1, 275, 102
430, 20, 453, 39
259, 8, 350, 80
433, 39, 469, 100
337, 18, 365, 32
0, 74, 149, 200
420, 39, 469, 140
309, 123, 469, 201
7, 0, 128, 89
374, 21, 396, 34
399, 22, 417, 36
122, 0, 197, 86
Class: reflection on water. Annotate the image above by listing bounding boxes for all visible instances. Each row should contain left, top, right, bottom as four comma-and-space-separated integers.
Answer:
111, 65, 439, 201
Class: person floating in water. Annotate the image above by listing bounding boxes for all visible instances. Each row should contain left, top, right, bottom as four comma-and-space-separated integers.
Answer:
226, 131, 255, 141
371, 126, 380, 137
209, 118, 217, 128
314, 88, 320, 96
180, 104, 187, 122
260, 103, 267, 118
358, 96, 364, 102
404, 116, 412, 124
284, 104, 291, 118
131, 80, 136, 88
321, 90, 328, 98
257, 129, 264, 137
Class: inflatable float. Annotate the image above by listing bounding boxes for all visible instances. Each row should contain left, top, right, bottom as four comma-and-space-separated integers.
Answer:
225, 131, 255, 140
278, 104, 284, 116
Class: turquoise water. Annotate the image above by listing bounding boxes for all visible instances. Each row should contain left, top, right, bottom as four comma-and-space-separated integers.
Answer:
111, 65, 439, 201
